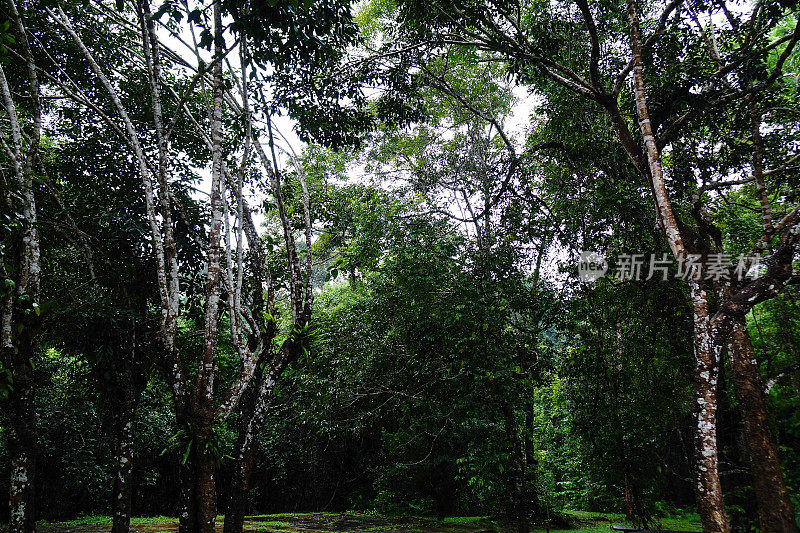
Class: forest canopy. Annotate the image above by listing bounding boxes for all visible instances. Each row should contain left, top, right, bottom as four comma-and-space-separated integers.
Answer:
1, 0, 800, 532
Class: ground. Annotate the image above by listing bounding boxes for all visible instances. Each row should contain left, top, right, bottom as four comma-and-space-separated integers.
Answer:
31, 511, 703, 533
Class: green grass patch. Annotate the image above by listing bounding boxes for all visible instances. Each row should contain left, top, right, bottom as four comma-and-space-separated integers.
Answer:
44, 515, 113, 526
31, 511, 701, 533
557, 509, 701, 533
131, 516, 178, 525
248, 512, 341, 519
38, 514, 179, 527
441, 516, 490, 525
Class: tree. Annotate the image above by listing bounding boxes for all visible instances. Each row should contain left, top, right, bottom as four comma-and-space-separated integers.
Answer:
13, 0, 312, 530
37, 85, 171, 532
24, 0, 379, 529
0, 0, 42, 530
379, 1, 800, 528
328, 54, 561, 527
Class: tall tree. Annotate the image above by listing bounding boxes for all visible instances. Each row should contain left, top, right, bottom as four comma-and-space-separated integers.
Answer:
0, 0, 41, 530
381, 1, 800, 528
27, 0, 363, 529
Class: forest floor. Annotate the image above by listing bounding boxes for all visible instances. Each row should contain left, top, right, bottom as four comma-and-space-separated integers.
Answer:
33, 511, 702, 533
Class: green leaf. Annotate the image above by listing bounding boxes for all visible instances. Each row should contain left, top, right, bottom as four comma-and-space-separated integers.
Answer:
181, 441, 193, 464
187, 9, 202, 25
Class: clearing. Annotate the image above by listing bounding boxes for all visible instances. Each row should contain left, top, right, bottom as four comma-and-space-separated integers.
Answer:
34, 511, 702, 533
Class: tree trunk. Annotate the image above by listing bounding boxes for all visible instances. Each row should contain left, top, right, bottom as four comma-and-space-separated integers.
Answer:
728, 319, 798, 533
617, 6, 729, 522
223, 374, 274, 533
523, 405, 539, 518
0, 2, 40, 528
623, 473, 635, 522
178, 455, 197, 533
7, 358, 36, 533
223, 429, 259, 533
6, 302, 37, 533
111, 403, 136, 533
690, 281, 730, 533
500, 399, 529, 533
186, 2, 223, 531
223, 371, 265, 533
224, 342, 302, 533
177, 418, 218, 533
195, 440, 218, 533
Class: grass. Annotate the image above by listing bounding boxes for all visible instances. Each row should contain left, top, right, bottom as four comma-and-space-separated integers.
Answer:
31, 510, 703, 533
40, 515, 179, 525
441, 517, 490, 525
46, 515, 113, 526
246, 520, 296, 531
131, 516, 180, 525
248, 512, 341, 519
557, 510, 702, 532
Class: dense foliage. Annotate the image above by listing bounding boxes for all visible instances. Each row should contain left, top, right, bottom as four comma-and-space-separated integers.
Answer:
1, 0, 800, 532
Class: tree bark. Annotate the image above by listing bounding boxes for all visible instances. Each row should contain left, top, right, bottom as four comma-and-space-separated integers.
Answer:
223, 362, 266, 533
177, 407, 218, 533
623, 473, 635, 522
0, 0, 40, 527
195, 434, 218, 533
223, 424, 259, 533
111, 404, 136, 533
728, 319, 798, 533
222, 323, 306, 533
7, 357, 36, 533
182, 2, 225, 531
223, 360, 281, 533
750, 104, 773, 233
690, 281, 730, 533
178, 454, 197, 533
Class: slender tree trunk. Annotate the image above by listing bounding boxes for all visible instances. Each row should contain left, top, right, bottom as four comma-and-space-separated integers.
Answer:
223, 370, 265, 533
112, 403, 136, 533
523, 405, 539, 518
195, 431, 218, 533
177, 412, 218, 533
690, 281, 730, 533
184, 2, 224, 531
500, 399, 529, 533
1, 2, 40, 529
750, 104, 773, 233
223, 377, 274, 533
223, 342, 301, 533
7, 357, 36, 533
623, 1, 731, 525
728, 319, 798, 533
223, 429, 259, 533
623, 473, 635, 522
178, 453, 197, 533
